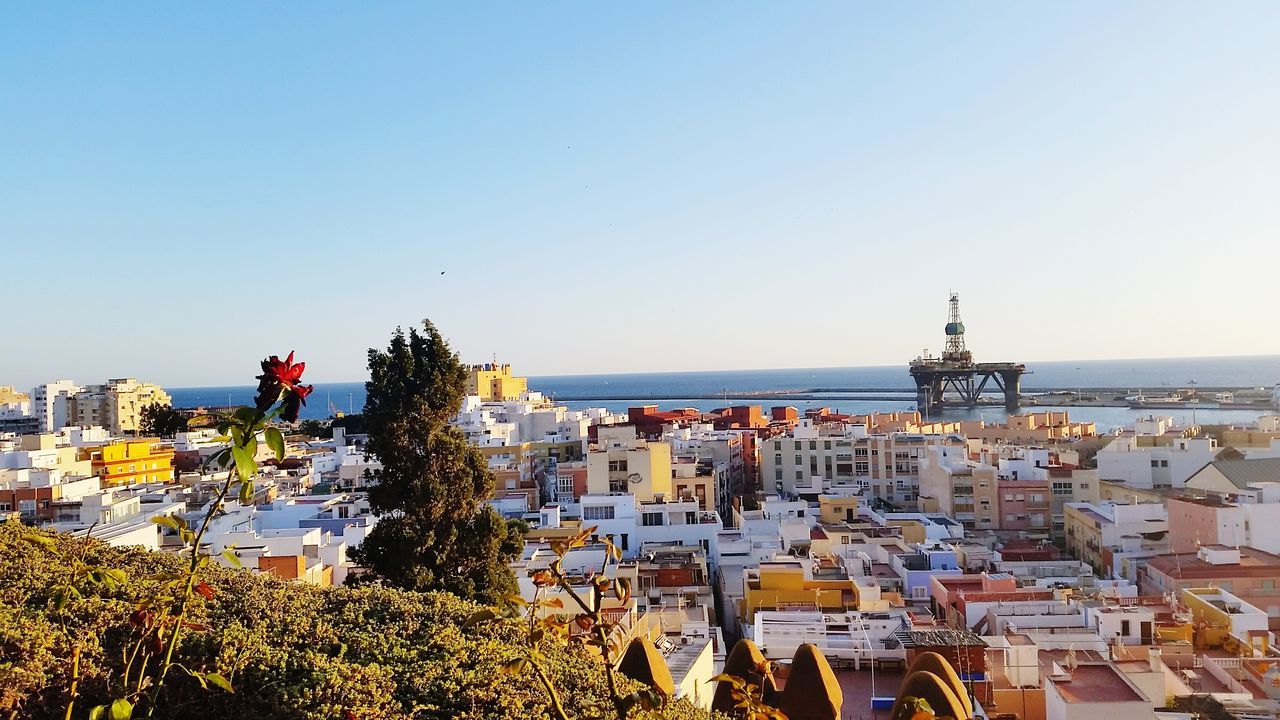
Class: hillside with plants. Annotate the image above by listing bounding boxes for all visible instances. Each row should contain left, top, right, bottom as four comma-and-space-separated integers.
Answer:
0, 521, 711, 720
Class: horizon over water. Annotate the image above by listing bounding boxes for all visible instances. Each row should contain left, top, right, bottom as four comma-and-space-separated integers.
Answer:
167, 354, 1280, 430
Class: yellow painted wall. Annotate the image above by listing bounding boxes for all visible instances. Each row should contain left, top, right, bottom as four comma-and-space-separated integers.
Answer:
467, 364, 529, 401
95, 441, 174, 487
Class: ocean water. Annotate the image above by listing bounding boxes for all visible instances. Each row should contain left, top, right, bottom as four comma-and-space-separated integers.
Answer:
168, 355, 1280, 430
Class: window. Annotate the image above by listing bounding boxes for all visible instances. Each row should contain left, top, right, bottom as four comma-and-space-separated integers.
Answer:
1120, 620, 1131, 636
842, 535, 850, 544
642, 512, 663, 527
1263, 580, 1275, 590
583, 505, 615, 520
855, 462, 869, 474
1160, 460, 1169, 468
620, 533, 628, 551
775, 467, 783, 480
1004, 514, 1016, 523
608, 460, 627, 472
855, 448, 868, 457
1151, 460, 1159, 468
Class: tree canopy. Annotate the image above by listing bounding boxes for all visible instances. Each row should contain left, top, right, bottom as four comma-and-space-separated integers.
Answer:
139, 403, 188, 437
349, 320, 521, 604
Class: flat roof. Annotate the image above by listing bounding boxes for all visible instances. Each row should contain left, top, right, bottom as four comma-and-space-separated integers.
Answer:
1146, 546, 1280, 578
1051, 663, 1147, 704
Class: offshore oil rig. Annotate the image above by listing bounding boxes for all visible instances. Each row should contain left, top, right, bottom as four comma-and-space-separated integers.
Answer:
909, 293, 1025, 410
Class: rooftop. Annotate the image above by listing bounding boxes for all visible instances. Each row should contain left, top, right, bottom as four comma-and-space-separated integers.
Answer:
1201, 457, 1280, 489
1146, 546, 1280, 578
1050, 663, 1148, 704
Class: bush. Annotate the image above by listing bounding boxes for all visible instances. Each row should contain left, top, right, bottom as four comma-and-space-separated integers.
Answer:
0, 522, 710, 720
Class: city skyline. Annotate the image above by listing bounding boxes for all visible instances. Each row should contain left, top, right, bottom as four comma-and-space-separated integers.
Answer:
5, 3, 1280, 387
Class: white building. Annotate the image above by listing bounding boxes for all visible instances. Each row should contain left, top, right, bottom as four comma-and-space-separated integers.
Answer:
1096, 435, 1219, 489
32, 380, 83, 433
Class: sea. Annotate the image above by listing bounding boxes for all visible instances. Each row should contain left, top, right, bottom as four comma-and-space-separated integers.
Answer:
168, 355, 1280, 432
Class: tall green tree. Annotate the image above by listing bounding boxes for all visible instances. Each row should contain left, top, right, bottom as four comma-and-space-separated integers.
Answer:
349, 321, 520, 603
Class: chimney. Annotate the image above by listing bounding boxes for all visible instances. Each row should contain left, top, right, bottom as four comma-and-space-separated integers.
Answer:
1148, 647, 1161, 673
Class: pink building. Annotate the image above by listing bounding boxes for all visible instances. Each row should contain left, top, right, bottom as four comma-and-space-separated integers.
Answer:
997, 479, 1051, 533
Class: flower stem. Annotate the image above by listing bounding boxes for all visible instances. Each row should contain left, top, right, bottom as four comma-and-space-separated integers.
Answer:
146, 413, 261, 716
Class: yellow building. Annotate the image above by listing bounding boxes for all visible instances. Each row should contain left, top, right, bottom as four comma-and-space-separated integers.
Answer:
586, 426, 672, 501
69, 378, 172, 434
671, 458, 716, 512
91, 440, 175, 487
818, 495, 863, 524
740, 559, 865, 624
0, 386, 30, 405
466, 363, 529, 401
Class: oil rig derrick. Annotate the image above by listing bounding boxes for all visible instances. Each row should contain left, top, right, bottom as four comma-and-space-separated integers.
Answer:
909, 293, 1025, 410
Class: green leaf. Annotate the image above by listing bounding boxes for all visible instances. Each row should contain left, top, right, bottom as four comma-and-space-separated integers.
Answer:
231, 445, 256, 483
151, 515, 182, 531
205, 672, 234, 693
221, 548, 243, 568
89, 705, 106, 720
233, 406, 258, 424
499, 657, 527, 675
238, 480, 255, 505
264, 426, 286, 461
23, 533, 54, 548
109, 698, 133, 720
463, 608, 497, 627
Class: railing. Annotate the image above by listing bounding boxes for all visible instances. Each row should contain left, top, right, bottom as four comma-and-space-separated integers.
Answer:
1200, 655, 1251, 695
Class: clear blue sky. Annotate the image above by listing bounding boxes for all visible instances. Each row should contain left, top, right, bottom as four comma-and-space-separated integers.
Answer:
3, 3, 1278, 389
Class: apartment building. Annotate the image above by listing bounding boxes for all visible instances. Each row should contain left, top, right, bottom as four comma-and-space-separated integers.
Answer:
1141, 545, 1280, 628
1097, 431, 1219, 490
585, 426, 673, 502
760, 419, 965, 505
1168, 481, 1280, 554
31, 380, 84, 433
89, 440, 175, 487
665, 423, 746, 520
957, 411, 1096, 444
1064, 501, 1168, 579
68, 378, 172, 435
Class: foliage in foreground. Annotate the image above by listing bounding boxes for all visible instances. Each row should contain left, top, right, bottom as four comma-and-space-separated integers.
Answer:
0, 523, 712, 720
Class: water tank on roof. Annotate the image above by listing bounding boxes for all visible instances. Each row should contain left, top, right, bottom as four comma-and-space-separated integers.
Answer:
945, 322, 965, 336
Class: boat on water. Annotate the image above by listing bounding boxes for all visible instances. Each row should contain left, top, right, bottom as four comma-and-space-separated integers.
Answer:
1125, 389, 1197, 409
1127, 399, 1199, 409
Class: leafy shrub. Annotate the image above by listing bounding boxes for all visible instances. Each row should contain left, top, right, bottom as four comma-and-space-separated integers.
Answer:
0, 523, 711, 720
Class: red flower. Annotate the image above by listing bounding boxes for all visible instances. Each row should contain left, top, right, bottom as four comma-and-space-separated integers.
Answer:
279, 383, 314, 423
254, 351, 308, 412
264, 351, 306, 386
